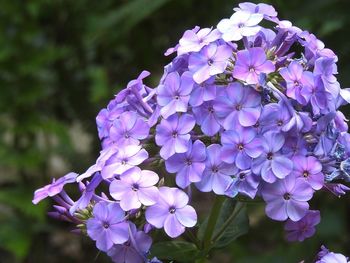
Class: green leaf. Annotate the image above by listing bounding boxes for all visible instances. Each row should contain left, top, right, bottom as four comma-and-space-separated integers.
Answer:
214, 201, 249, 248
150, 241, 200, 262
198, 199, 249, 249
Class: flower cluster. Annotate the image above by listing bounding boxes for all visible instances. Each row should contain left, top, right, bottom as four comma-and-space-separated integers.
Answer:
33, 2, 350, 262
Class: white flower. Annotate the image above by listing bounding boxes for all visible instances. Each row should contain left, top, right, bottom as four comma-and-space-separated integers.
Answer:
217, 10, 263, 42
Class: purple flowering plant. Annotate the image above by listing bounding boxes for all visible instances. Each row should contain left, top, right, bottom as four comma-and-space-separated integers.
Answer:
33, 2, 350, 262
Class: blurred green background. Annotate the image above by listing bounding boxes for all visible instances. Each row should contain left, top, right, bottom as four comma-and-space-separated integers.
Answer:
0, 0, 349, 262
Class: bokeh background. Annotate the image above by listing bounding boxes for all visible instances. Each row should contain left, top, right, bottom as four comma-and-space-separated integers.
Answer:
0, 0, 349, 262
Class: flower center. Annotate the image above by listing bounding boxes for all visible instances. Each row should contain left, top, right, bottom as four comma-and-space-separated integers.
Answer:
267, 152, 273, 160
121, 159, 128, 165
303, 171, 309, 178
277, 120, 283, 126
211, 166, 219, 173
239, 172, 246, 180
283, 193, 291, 200
185, 158, 192, 165
207, 58, 214, 66
132, 183, 139, 191
237, 143, 244, 151
208, 106, 214, 113
103, 222, 110, 229
172, 131, 178, 138
174, 95, 180, 100
294, 80, 300, 86
124, 132, 130, 138
249, 66, 255, 72
235, 104, 242, 111
169, 206, 176, 214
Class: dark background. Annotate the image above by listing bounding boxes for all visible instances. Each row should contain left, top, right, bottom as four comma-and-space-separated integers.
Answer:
0, 0, 349, 262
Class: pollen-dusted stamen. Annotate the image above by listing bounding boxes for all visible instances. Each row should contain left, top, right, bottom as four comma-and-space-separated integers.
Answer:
303, 171, 309, 178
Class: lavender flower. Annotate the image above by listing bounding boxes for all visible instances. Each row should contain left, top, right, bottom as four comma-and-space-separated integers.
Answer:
145, 187, 197, 238
214, 82, 261, 128
110, 167, 159, 211
196, 144, 238, 195
32, 172, 78, 204
157, 71, 193, 118
177, 27, 221, 55
86, 202, 129, 252
165, 140, 206, 188
292, 155, 324, 190
284, 210, 320, 242
155, 114, 195, 159
280, 61, 308, 104
226, 169, 260, 199
262, 174, 314, 221
189, 76, 216, 107
217, 10, 263, 41
110, 111, 150, 146
221, 127, 263, 170
101, 145, 149, 179
193, 100, 222, 136
232, 47, 275, 85
188, 42, 232, 84
107, 223, 152, 263
252, 131, 293, 183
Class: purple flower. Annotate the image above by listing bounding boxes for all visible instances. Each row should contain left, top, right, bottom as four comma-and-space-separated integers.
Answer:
234, 2, 278, 18
196, 144, 238, 195
77, 145, 119, 181
314, 57, 340, 98
115, 71, 150, 104
316, 246, 349, 263
221, 127, 263, 170
101, 145, 149, 179
107, 223, 152, 263
280, 61, 308, 104
32, 172, 78, 204
177, 27, 221, 55
259, 102, 291, 132
226, 169, 260, 199
189, 76, 217, 107
86, 202, 129, 252
70, 173, 103, 214
157, 71, 193, 118
145, 187, 197, 238
252, 131, 293, 183
292, 156, 324, 190
214, 82, 261, 128
284, 210, 320, 242
193, 101, 222, 136
188, 42, 232, 84
217, 10, 263, 41
165, 140, 206, 188
110, 167, 159, 211
300, 73, 333, 115
262, 174, 314, 221
110, 111, 150, 146
155, 114, 195, 160
233, 47, 275, 85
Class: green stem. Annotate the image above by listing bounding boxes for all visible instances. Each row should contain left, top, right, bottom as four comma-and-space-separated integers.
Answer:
211, 202, 245, 244
202, 195, 225, 250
